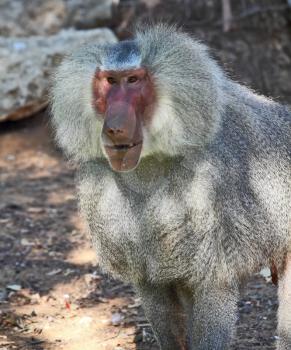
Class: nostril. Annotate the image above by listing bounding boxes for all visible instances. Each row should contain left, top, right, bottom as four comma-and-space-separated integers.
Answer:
107, 128, 123, 135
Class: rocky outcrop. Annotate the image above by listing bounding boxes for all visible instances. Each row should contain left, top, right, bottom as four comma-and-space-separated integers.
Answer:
0, 0, 115, 37
0, 28, 117, 122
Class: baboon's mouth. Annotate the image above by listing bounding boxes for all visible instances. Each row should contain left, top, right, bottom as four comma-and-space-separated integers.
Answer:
104, 141, 143, 172
106, 142, 141, 151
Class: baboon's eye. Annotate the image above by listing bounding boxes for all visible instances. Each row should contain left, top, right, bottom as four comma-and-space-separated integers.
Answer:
128, 76, 138, 84
107, 77, 117, 85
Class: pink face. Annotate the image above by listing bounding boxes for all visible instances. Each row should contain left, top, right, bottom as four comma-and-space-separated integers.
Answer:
93, 68, 156, 172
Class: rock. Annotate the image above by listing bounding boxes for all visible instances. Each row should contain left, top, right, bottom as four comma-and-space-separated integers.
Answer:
66, 0, 115, 29
111, 312, 123, 326
259, 267, 272, 282
6, 284, 22, 291
0, 28, 117, 122
0, 0, 115, 37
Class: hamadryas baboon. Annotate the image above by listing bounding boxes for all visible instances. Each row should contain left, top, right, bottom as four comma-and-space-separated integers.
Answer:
51, 24, 291, 350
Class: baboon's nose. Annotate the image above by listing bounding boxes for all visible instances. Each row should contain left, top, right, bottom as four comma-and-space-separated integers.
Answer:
103, 117, 131, 143
103, 101, 137, 143
104, 123, 125, 136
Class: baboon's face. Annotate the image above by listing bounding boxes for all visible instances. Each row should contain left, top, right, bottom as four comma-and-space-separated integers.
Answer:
93, 68, 156, 172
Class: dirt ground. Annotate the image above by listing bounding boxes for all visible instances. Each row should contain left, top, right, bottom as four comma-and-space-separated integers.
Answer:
0, 113, 280, 349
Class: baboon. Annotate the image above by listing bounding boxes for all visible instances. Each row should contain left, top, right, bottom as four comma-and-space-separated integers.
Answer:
51, 24, 291, 349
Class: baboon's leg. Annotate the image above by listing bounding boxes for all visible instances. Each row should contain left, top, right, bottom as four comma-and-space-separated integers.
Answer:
137, 284, 188, 350
189, 288, 238, 350
277, 254, 291, 349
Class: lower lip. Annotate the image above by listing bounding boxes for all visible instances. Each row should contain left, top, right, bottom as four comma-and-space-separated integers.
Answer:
104, 142, 143, 172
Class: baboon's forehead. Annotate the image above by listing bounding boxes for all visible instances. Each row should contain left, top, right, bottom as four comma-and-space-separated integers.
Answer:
101, 40, 141, 71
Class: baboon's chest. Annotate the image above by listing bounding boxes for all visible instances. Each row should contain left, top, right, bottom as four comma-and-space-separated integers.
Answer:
89, 181, 197, 283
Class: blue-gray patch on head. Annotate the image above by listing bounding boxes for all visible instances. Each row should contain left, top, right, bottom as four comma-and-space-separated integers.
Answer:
101, 40, 141, 71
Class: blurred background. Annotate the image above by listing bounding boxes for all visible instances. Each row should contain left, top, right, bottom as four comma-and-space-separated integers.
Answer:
0, 1, 290, 349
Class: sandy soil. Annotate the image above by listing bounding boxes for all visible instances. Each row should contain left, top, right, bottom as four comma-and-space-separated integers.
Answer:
0, 114, 279, 349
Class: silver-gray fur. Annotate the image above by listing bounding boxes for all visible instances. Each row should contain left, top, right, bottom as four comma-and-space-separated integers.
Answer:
51, 24, 291, 350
